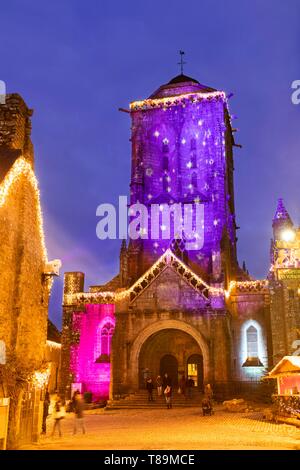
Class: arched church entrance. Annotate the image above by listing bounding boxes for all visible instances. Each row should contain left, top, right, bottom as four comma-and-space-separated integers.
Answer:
138, 328, 203, 389
160, 354, 178, 385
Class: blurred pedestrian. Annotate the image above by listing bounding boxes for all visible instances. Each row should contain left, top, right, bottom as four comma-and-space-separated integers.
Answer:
73, 393, 86, 434
41, 389, 50, 435
146, 377, 154, 402
204, 383, 213, 401
156, 375, 163, 397
51, 394, 64, 437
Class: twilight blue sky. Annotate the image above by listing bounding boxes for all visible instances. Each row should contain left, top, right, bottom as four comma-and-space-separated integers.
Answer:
1, 0, 299, 328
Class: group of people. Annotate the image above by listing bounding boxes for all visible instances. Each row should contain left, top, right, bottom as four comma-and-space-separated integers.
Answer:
145, 372, 214, 413
42, 390, 86, 437
145, 373, 173, 408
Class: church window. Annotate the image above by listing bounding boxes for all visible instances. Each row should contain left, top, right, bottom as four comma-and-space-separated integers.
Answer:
163, 175, 169, 192
246, 325, 258, 357
163, 156, 169, 171
162, 142, 169, 153
94, 322, 114, 361
191, 151, 197, 168
191, 172, 197, 189
242, 324, 263, 367
190, 138, 196, 151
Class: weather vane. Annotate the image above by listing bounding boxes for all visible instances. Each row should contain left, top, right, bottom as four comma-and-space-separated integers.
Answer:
178, 50, 186, 75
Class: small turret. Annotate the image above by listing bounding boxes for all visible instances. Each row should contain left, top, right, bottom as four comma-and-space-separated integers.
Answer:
272, 198, 294, 241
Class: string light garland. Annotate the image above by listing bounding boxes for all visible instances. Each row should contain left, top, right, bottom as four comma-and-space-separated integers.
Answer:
227, 279, 269, 296
130, 91, 227, 112
65, 249, 225, 306
46, 340, 61, 350
0, 157, 48, 263
31, 365, 51, 388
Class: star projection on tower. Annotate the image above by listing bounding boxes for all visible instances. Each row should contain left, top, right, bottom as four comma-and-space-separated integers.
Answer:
128, 75, 237, 281
68, 75, 239, 400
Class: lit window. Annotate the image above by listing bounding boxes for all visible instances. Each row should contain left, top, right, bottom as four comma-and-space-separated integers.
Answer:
242, 325, 263, 367
95, 322, 114, 362
247, 325, 258, 357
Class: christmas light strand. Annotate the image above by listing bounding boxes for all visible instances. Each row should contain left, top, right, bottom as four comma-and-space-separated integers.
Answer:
0, 157, 48, 263
65, 249, 225, 305
130, 91, 227, 111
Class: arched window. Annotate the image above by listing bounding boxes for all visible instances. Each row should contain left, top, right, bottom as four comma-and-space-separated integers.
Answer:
162, 142, 169, 153
94, 321, 114, 361
242, 324, 263, 367
163, 175, 169, 192
191, 151, 197, 168
246, 325, 258, 358
190, 138, 196, 151
101, 322, 114, 356
163, 156, 169, 171
191, 172, 197, 189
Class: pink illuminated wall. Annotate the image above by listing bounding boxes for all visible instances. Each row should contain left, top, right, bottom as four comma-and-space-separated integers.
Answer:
70, 304, 115, 400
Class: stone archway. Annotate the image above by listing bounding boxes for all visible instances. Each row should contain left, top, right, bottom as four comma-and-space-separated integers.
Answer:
130, 319, 210, 390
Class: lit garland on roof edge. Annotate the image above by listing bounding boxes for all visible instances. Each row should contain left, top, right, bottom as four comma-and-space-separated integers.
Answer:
0, 156, 48, 263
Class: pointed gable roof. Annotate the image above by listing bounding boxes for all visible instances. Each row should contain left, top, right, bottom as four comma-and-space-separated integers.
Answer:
128, 248, 215, 303
268, 356, 300, 377
273, 198, 293, 225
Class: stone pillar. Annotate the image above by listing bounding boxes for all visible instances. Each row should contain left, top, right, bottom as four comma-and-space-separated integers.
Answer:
60, 272, 84, 399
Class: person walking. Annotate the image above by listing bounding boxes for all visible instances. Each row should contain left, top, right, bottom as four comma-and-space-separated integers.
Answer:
41, 390, 50, 435
204, 383, 213, 401
156, 375, 163, 398
163, 373, 173, 409
73, 393, 86, 434
146, 377, 154, 402
51, 395, 64, 437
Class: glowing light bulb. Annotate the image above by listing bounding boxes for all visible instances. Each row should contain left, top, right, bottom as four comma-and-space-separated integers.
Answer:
281, 229, 296, 242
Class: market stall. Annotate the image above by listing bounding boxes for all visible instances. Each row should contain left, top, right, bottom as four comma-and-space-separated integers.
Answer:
268, 356, 300, 418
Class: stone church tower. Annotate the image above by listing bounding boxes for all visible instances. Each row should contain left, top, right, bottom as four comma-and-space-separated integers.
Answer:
126, 74, 239, 288
61, 74, 299, 403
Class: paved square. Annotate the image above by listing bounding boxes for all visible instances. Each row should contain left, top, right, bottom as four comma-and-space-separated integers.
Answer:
21, 406, 300, 450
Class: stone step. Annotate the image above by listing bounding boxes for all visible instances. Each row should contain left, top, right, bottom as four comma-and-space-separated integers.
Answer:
105, 403, 201, 410
106, 390, 204, 410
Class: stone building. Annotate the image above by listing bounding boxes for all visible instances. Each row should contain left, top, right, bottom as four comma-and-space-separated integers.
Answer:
61, 74, 300, 402
0, 94, 58, 447
46, 320, 61, 393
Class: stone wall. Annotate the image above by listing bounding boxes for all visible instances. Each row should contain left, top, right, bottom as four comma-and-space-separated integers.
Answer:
0, 95, 50, 447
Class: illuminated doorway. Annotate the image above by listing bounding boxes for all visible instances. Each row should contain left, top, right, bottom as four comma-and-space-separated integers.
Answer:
187, 354, 203, 390
160, 354, 178, 386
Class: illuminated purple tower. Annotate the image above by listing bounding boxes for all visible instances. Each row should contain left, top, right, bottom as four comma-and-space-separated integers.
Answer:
127, 74, 238, 287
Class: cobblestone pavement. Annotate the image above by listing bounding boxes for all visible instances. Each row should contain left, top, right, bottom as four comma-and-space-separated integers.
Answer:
20, 407, 300, 450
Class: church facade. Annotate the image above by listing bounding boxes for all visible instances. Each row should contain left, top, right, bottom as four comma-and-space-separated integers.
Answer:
60, 74, 300, 401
